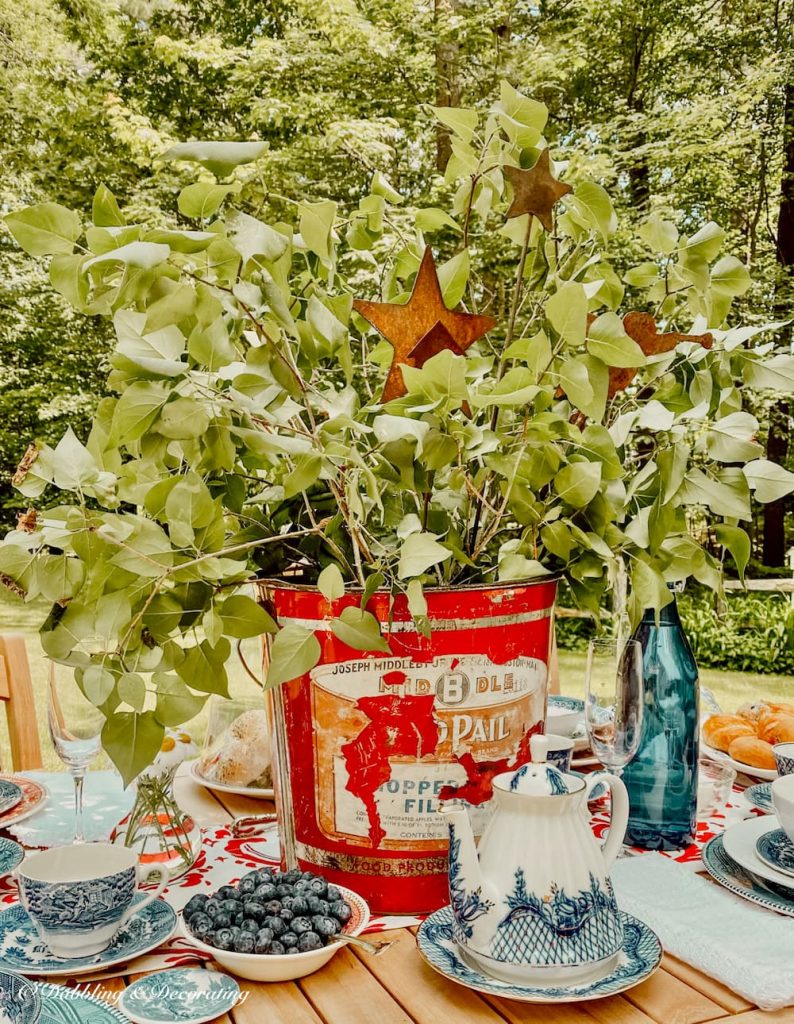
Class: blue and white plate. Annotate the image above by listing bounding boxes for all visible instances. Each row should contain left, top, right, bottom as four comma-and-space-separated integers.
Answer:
38, 982, 129, 1023
0, 968, 41, 1024
756, 828, 794, 879
0, 839, 23, 878
0, 896, 176, 977
745, 781, 773, 814
0, 781, 22, 818
549, 696, 584, 713
416, 907, 661, 1003
119, 968, 241, 1024
702, 833, 794, 917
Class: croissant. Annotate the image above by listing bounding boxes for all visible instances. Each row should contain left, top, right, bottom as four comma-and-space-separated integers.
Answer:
757, 712, 794, 745
703, 714, 755, 752
728, 735, 776, 771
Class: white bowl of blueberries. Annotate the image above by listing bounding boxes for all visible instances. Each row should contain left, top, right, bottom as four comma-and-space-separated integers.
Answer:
181, 866, 370, 981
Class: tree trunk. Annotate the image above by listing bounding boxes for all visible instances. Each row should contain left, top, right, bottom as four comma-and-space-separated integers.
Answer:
434, 0, 460, 173
764, 79, 794, 566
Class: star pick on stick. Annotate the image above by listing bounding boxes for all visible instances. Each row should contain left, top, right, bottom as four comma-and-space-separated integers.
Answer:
504, 149, 572, 232
353, 248, 496, 403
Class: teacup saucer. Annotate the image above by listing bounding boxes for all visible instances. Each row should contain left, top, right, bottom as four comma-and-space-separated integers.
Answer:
39, 981, 129, 1022
756, 828, 794, 878
118, 968, 241, 1024
0, 895, 176, 976
416, 907, 661, 1003
0, 838, 23, 877
723, 816, 794, 891
0, 780, 22, 817
744, 782, 773, 814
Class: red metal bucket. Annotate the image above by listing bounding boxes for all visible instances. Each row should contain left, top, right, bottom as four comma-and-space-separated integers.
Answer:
260, 579, 557, 914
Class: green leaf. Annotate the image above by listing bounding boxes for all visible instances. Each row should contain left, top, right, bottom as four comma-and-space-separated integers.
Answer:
431, 106, 478, 142
38, 555, 84, 603
318, 564, 345, 602
406, 579, 427, 618
397, 533, 452, 578
161, 140, 267, 177
50, 254, 89, 308
571, 182, 617, 239
715, 525, 750, 581
470, 367, 539, 408
153, 673, 209, 727
81, 665, 116, 706
155, 397, 211, 440
680, 468, 751, 520
624, 262, 659, 288
146, 228, 215, 254
744, 460, 794, 503
307, 296, 346, 346
265, 624, 321, 688
118, 672, 147, 712
401, 349, 468, 407
220, 594, 277, 638
178, 183, 240, 219
371, 171, 403, 203
103, 712, 165, 786
330, 606, 390, 652
438, 250, 470, 306
92, 184, 125, 227
498, 554, 551, 582
227, 210, 289, 264
415, 208, 460, 233
110, 381, 168, 443
587, 313, 645, 368
85, 241, 170, 270
638, 214, 678, 254
554, 461, 602, 508
176, 639, 230, 696
547, 282, 588, 346
541, 520, 575, 560
5, 202, 82, 256
680, 221, 725, 262
494, 81, 547, 147
710, 256, 751, 296
706, 412, 762, 463
299, 200, 337, 261
743, 354, 794, 391
556, 357, 593, 414
284, 453, 323, 499
628, 561, 673, 628
114, 311, 186, 377
504, 330, 552, 381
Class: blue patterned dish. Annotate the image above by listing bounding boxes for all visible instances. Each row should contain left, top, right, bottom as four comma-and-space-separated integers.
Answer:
416, 907, 661, 1003
118, 969, 240, 1024
0, 782, 22, 818
0, 839, 23, 878
756, 828, 794, 878
702, 833, 794, 916
38, 982, 129, 1023
744, 782, 773, 814
0, 968, 41, 1024
0, 896, 176, 977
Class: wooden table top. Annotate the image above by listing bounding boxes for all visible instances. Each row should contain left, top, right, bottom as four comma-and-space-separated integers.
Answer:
44, 771, 790, 1024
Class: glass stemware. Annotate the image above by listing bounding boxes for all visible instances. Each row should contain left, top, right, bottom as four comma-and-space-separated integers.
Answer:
584, 637, 644, 777
47, 662, 104, 842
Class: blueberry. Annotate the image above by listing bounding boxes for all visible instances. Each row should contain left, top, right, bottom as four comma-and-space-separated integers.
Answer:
294, 879, 310, 892
229, 925, 242, 940
286, 947, 300, 955
238, 878, 257, 896
184, 895, 208, 917
301, 871, 316, 881
326, 885, 342, 902
265, 900, 283, 915
243, 900, 266, 921
220, 899, 240, 915
312, 915, 340, 938
281, 930, 298, 948
242, 870, 261, 885
213, 912, 232, 930
187, 912, 213, 939
298, 931, 323, 952
268, 940, 285, 955
285, 869, 302, 883
292, 917, 313, 935
308, 878, 328, 897
264, 916, 287, 937
204, 898, 222, 919
241, 919, 259, 934
329, 900, 352, 924
233, 911, 244, 926
255, 883, 276, 901
279, 907, 294, 923
254, 927, 274, 953
306, 895, 323, 914
276, 884, 293, 898
290, 896, 309, 916
234, 932, 255, 953
217, 885, 240, 902
214, 927, 234, 950
256, 869, 275, 884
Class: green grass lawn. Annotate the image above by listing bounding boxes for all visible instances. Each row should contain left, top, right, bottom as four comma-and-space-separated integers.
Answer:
0, 589, 788, 771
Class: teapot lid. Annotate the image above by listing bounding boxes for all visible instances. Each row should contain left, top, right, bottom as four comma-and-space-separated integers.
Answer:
501, 735, 580, 796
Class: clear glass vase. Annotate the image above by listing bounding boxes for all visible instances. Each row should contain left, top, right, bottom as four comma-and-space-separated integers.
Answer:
112, 766, 201, 881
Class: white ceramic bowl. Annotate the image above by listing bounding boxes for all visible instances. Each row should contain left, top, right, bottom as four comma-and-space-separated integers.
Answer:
546, 696, 584, 738
181, 884, 370, 982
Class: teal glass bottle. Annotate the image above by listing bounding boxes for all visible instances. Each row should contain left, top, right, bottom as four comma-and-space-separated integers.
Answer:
622, 590, 700, 850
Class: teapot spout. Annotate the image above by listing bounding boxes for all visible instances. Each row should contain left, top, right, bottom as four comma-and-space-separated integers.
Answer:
443, 804, 483, 897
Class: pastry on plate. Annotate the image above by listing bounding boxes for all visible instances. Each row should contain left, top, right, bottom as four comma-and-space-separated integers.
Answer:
727, 735, 776, 771
199, 709, 272, 789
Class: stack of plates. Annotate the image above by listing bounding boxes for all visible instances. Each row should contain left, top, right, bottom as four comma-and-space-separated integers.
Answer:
702, 816, 794, 917
546, 695, 601, 767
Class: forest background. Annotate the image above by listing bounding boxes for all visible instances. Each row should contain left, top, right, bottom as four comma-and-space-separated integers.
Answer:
1, 0, 793, 673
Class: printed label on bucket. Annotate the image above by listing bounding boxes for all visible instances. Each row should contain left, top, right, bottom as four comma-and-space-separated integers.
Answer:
310, 654, 545, 850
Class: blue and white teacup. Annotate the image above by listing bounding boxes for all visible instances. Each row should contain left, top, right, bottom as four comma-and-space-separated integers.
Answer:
774, 742, 794, 778
16, 843, 168, 958
544, 733, 575, 773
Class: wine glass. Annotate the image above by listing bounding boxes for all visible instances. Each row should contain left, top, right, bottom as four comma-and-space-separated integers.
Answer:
584, 637, 643, 776
47, 662, 105, 842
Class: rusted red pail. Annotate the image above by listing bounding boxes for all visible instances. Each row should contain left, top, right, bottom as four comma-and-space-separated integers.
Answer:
259, 579, 557, 914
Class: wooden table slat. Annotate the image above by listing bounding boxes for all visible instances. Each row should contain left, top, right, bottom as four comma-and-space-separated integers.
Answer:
231, 979, 325, 1024
661, 955, 754, 1015
622, 966, 730, 1024
298, 946, 415, 1024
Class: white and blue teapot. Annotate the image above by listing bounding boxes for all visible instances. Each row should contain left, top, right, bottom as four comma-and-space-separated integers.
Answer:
442, 735, 629, 986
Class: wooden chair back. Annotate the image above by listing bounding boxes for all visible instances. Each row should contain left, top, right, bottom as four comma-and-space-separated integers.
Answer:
0, 634, 43, 772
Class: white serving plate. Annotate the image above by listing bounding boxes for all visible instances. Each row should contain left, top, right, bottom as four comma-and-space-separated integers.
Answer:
700, 742, 777, 782
722, 816, 794, 891
189, 760, 274, 800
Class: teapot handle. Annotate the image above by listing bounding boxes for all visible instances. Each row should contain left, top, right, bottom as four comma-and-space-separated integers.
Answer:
584, 772, 629, 870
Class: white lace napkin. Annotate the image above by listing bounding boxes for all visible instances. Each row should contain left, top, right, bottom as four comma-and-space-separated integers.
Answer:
611, 853, 794, 1010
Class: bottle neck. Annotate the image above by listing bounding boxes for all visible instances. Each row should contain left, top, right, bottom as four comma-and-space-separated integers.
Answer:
640, 595, 681, 626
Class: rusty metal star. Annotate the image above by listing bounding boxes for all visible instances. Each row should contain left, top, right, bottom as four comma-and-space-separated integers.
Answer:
504, 149, 572, 232
353, 248, 496, 403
